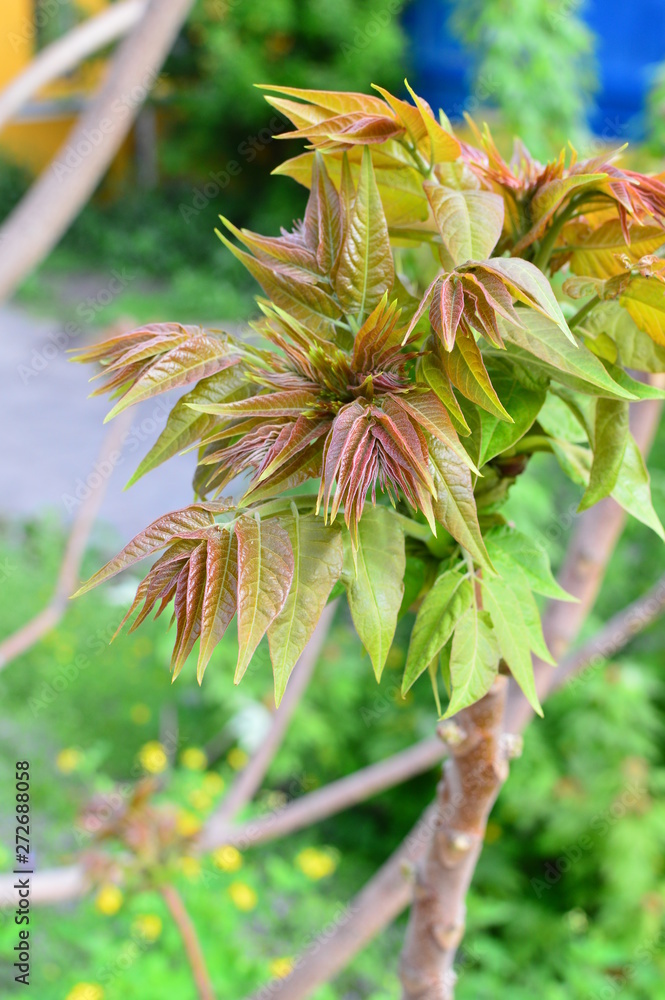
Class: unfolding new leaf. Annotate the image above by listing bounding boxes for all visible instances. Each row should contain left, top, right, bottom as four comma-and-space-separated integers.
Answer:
581, 300, 665, 372
197, 527, 238, 683
74, 503, 232, 595
441, 332, 513, 421
126, 367, 248, 487
402, 569, 472, 693
479, 258, 574, 342
428, 436, 492, 570
568, 220, 664, 279
513, 173, 607, 252
235, 516, 295, 682
334, 147, 394, 318
444, 608, 500, 718
268, 515, 343, 704
424, 182, 504, 269
418, 349, 470, 434
579, 398, 629, 510
342, 505, 405, 680
105, 336, 240, 421
477, 362, 546, 466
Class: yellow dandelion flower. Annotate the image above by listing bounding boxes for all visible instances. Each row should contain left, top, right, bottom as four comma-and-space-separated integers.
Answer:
295, 847, 338, 881
178, 856, 202, 881
202, 772, 225, 795
188, 788, 213, 811
56, 748, 83, 774
212, 845, 242, 873
94, 884, 123, 916
130, 703, 151, 725
138, 741, 168, 774
65, 984, 104, 1000
227, 747, 249, 771
269, 957, 293, 979
228, 881, 257, 911
181, 747, 208, 771
132, 914, 163, 942
176, 810, 202, 838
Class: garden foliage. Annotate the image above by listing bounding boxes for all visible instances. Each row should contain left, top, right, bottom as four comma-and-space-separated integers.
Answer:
76, 82, 665, 718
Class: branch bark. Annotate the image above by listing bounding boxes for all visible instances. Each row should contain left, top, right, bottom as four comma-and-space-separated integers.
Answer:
160, 884, 216, 1000
199, 602, 336, 847
0, 0, 195, 302
0, 410, 133, 670
398, 678, 509, 1000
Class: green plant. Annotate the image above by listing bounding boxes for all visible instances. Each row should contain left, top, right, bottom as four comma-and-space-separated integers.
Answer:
448, 0, 597, 157
73, 82, 665, 994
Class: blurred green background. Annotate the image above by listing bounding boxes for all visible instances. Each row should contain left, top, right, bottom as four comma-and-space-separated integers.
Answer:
1, 1, 665, 998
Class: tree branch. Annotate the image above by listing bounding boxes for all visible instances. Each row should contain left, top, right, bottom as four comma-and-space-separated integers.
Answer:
207, 736, 445, 851
160, 883, 216, 1000
0, 409, 133, 670
0, 0, 195, 302
398, 679, 509, 1000
200, 602, 337, 845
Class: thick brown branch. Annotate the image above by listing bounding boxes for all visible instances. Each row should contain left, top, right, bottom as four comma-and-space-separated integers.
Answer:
160, 884, 216, 1000
399, 679, 509, 1000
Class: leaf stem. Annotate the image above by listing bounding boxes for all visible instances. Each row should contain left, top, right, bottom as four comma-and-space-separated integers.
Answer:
568, 294, 600, 330
160, 884, 216, 1000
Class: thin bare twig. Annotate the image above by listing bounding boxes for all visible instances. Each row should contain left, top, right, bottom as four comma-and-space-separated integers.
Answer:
199, 602, 337, 847
160, 883, 216, 1000
0, 410, 133, 669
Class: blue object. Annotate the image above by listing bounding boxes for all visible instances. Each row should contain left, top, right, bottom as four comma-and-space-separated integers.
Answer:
403, 0, 665, 140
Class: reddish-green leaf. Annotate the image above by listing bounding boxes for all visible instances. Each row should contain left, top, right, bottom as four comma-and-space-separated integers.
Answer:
197, 527, 238, 683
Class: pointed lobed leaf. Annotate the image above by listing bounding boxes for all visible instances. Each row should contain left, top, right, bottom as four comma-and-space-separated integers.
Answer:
481, 576, 543, 716
172, 541, 207, 679
441, 332, 513, 421
392, 391, 478, 473
513, 173, 608, 252
74, 504, 232, 596
579, 398, 629, 510
478, 258, 575, 342
268, 515, 344, 704
568, 220, 665, 279
620, 277, 665, 346
105, 336, 240, 421
235, 516, 295, 683
428, 435, 493, 570
424, 182, 504, 269
611, 434, 665, 540
342, 505, 405, 680
418, 349, 470, 433
402, 570, 472, 694
485, 526, 576, 601
334, 147, 394, 318
197, 527, 238, 683
443, 608, 500, 718
476, 362, 547, 466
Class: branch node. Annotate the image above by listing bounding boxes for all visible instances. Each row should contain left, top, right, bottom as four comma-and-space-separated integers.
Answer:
432, 920, 465, 951
437, 720, 468, 748
501, 732, 524, 760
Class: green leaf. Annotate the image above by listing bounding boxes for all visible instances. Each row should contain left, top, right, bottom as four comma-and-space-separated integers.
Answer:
334, 146, 394, 318
485, 526, 576, 602
342, 505, 405, 680
503, 564, 556, 665
536, 393, 588, 443
477, 362, 546, 465
126, 367, 247, 487
442, 332, 513, 421
601, 362, 665, 400
550, 439, 593, 487
423, 182, 504, 269
499, 311, 636, 400
619, 277, 665, 347
444, 608, 500, 718
579, 398, 629, 511
428, 436, 493, 571
481, 576, 543, 716
235, 516, 295, 683
419, 349, 470, 434
402, 569, 472, 694
399, 555, 427, 617
268, 515, 343, 705
480, 257, 575, 342
582, 300, 665, 373
611, 434, 665, 540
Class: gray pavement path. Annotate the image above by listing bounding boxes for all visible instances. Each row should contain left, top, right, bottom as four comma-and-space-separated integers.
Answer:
1, 302, 198, 544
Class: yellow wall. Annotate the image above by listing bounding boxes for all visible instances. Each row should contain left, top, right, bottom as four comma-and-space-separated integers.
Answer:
0, 0, 132, 180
